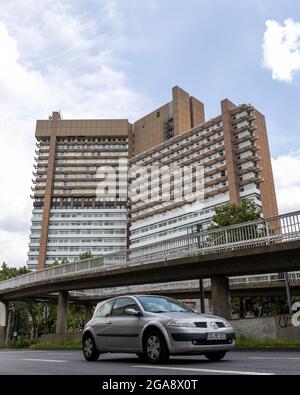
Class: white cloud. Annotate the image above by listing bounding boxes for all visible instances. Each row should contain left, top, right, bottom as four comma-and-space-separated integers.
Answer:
263, 18, 300, 82
0, 1, 152, 267
272, 151, 300, 214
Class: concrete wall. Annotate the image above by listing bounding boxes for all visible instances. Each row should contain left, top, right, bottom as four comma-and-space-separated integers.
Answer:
40, 315, 300, 344
40, 332, 82, 344
0, 327, 6, 344
231, 315, 300, 340
0, 302, 7, 344
276, 315, 300, 341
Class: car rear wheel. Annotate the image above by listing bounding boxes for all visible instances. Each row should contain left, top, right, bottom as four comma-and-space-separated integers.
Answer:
143, 330, 169, 364
83, 334, 100, 361
204, 351, 227, 361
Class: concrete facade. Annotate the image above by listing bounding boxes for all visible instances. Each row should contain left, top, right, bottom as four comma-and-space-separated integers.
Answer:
129, 97, 278, 258
211, 276, 231, 320
232, 315, 300, 341
29, 86, 278, 273
5, 241, 300, 301
132, 86, 205, 156
0, 302, 7, 344
56, 291, 69, 334
26, 86, 280, 319
29, 114, 130, 270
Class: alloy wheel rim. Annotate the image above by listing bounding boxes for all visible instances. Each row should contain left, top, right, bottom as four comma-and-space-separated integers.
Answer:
147, 335, 161, 360
84, 338, 93, 357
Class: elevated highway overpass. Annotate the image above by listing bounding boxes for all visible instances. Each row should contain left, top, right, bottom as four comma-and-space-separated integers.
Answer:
0, 210, 300, 340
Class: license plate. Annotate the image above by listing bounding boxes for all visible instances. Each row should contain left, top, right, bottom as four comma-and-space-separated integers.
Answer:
207, 333, 227, 341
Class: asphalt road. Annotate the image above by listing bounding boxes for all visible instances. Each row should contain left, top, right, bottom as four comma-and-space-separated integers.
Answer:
0, 349, 300, 375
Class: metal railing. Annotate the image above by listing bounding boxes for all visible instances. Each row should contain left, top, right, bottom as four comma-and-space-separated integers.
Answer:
0, 257, 104, 291
128, 210, 300, 264
0, 210, 300, 293
72, 272, 300, 300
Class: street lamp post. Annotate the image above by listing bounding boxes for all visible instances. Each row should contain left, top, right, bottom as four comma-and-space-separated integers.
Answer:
284, 272, 293, 314
199, 279, 206, 314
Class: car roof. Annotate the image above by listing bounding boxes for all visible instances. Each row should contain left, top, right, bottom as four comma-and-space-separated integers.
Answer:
96, 294, 173, 307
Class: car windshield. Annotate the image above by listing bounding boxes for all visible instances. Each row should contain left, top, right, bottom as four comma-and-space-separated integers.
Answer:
137, 296, 193, 313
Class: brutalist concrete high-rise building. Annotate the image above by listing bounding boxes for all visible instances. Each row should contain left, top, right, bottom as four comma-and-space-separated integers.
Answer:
28, 86, 278, 269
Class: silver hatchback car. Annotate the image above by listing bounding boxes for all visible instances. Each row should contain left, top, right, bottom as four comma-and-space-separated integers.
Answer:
82, 295, 235, 364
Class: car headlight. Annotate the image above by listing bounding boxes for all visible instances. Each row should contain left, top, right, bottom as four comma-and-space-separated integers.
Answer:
223, 320, 232, 328
165, 319, 196, 328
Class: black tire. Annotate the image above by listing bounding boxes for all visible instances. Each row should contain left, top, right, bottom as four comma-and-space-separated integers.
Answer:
204, 351, 227, 362
82, 333, 100, 362
143, 330, 169, 364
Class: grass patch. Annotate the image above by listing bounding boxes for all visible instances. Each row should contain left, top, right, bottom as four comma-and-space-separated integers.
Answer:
0, 339, 38, 349
30, 341, 81, 350
3, 337, 300, 351
0, 339, 81, 350
236, 336, 300, 348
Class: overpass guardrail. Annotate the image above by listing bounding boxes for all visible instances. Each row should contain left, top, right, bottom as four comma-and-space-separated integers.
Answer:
0, 210, 299, 292
71, 272, 300, 299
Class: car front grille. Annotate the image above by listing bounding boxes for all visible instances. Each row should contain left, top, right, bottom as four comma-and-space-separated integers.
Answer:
216, 322, 226, 328
194, 322, 207, 328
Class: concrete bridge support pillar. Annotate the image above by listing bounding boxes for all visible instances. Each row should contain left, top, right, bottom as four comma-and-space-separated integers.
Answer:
84, 305, 94, 324
211, 276, 231, 320
0, 301, 8, 344
56, 291, 69, 334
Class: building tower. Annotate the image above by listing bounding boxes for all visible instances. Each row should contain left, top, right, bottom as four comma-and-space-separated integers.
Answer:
28, 113, 132, 269
28, 87, 278, 269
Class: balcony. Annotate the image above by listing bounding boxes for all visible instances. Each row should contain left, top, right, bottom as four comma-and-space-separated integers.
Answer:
205, 186, 229, 198
239, 176, 263, 187
238, 165, 262, 176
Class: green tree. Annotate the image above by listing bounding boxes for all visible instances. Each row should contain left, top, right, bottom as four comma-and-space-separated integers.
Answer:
211, 199, 261, 228
0, 263, 31, 341
48, 258, 69, 267
0, 262, 30, 280
204, 199, 262, 249
0, 263, 88, 340
68, 305, 85, 332
79, 251, 93, 260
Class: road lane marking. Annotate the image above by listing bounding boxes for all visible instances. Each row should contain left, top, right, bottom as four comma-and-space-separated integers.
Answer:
249, 357, 300, 361
0, 351, 37, 354
45, 352, 76, 355
23, 359, 68, 363
132, 365, 274, 376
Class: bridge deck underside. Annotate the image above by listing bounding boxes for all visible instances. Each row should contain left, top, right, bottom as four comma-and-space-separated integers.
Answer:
0, 240, 300, 301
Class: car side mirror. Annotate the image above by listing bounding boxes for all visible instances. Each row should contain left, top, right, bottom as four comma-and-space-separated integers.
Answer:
125, 308, 141, 316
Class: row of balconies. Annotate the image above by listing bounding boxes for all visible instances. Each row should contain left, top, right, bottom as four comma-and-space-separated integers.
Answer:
239, 175, 264, 187
235, 143, 259, 156
231, 113, 256, 126
132, 125, 224, 167
238, 165, 262, 176
236, 154, 261, 165
28, 240, 126, 248
234, 132, 258, 145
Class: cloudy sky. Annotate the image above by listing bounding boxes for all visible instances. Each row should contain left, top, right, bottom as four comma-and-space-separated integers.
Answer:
0, 0, 300, 267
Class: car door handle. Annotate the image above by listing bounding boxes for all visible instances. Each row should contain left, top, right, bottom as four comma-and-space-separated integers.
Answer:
106, 321, 113, 325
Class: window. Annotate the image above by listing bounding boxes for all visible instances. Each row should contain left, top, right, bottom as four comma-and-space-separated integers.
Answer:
95, 300, 115, 317
111, 297, 140, 316
137, 296, 192, 313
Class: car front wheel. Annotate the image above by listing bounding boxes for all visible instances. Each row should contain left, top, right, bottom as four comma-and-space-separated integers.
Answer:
83, 334, 100, 362
144, 330, 169, 364
204, 351, 227, 361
